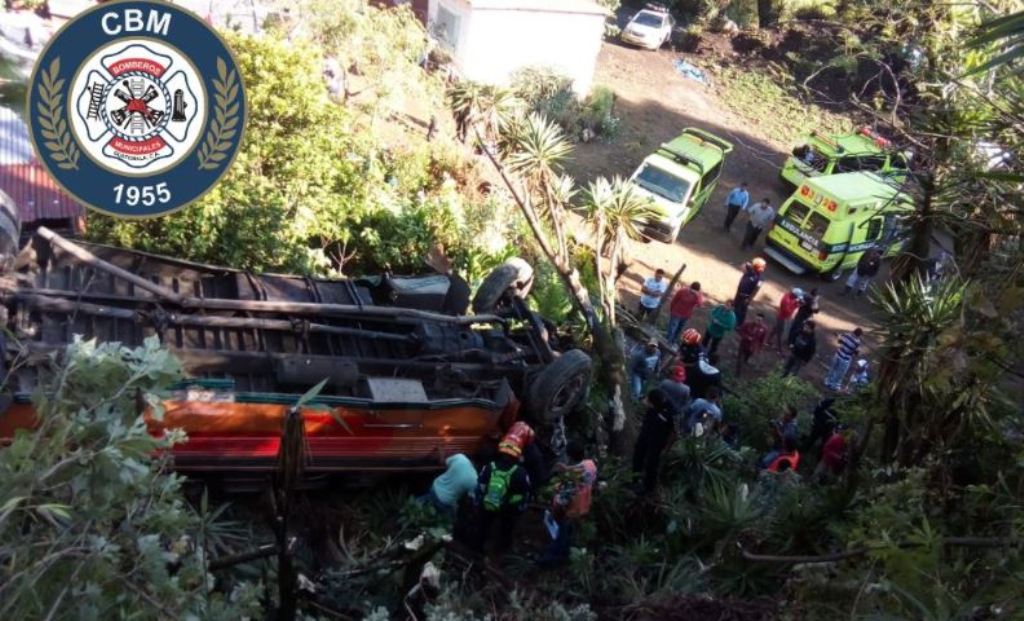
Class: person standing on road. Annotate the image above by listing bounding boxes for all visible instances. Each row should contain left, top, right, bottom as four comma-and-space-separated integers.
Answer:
723, 182, 750, 233
825, 328, 863, 390
703, 300, 737, 355
784, 320, 817, 377
733, 258, 766, 326
842, 248, 882, 296
735, 311, 769, 377
741, 199, 775, 250
769, 287, 803, 354
788, 288, 820, 345
638, 269, 667, 319
666, 282, 704, 345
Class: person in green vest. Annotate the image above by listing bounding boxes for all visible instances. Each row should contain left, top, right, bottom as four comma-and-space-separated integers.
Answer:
471, 422, 534, 555
702, 299, 737, 355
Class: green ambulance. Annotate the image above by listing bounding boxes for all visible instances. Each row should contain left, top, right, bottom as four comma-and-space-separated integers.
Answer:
781, 127, 911, 190
764, 172, 915, 280
628, 128, 734, 243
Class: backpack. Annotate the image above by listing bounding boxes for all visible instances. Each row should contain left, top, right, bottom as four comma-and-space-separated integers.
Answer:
483, 463, 519, 511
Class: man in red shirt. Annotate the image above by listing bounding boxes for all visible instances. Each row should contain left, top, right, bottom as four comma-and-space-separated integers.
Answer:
666, 282, 703, 345
768, 287, 802, 354
735, 311, 768, 376
814, 425, 852, 482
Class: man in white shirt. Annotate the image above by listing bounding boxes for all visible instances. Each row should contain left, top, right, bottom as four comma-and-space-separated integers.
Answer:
638, 269, 667, 319
741, 198, 775, 250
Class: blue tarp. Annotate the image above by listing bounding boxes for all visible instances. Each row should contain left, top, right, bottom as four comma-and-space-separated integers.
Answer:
672, 59, 709, 86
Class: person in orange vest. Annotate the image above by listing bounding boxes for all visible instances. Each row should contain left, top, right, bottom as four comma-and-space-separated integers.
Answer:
537, 440, 597, 567
759, 406, 800, 471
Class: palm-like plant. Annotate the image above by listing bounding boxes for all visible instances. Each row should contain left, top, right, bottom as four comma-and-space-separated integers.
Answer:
580, 176, 663, 324
968, 9, 1024, 74
873, 274, 997, 464
446, 82, 519, 144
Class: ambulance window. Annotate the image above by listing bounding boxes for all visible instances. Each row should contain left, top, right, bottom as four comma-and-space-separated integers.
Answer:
806, 212, 830, 237
703, 161, 722, 185
865, 217, 883, 240
860, 155, 887, 171
786, 201, 810, 223
836, 156, 863, 172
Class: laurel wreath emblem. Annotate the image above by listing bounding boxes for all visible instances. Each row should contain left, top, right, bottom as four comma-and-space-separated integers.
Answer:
196, 57, 241, 171
36, 58, 80, 171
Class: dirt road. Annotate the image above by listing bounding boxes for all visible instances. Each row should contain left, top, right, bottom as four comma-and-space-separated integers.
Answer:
567, 41, 881, 380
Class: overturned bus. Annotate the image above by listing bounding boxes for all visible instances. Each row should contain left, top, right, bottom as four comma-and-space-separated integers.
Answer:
0, 224, 592, 476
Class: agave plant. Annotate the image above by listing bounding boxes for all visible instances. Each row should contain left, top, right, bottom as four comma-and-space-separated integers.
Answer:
579, 176, 662, 323
874, 274, 999, 464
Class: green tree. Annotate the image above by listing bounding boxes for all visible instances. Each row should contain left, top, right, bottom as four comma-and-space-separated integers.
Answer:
0, 337, 263, 620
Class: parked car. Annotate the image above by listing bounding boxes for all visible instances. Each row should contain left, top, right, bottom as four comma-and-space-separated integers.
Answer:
0, 227, 593, 476
621, 6, 675, 50
628, 127, 734, 243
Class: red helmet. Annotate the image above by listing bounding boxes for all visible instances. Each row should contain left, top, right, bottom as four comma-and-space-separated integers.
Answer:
498, 421, 535, 458
682, 328, 701, 345
752, 258, 767, 272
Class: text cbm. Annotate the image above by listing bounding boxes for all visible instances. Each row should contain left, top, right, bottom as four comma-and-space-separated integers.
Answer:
101, 9, 172, 36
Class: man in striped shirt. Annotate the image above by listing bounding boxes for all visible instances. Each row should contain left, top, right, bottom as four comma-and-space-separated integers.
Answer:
825, 328, 864, 390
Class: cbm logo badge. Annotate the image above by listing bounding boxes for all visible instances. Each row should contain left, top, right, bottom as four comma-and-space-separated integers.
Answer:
28, 0, 246, 218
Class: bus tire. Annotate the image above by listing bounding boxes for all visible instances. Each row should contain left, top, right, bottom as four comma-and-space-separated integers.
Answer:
472, 258, 534, 314
526, 349, 593, 422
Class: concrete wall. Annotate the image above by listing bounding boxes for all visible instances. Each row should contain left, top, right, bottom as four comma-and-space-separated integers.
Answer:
429, 0, 605, 95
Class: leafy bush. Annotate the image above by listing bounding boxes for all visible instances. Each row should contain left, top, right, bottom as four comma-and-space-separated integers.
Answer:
0, 337, 262, 620
88, 30, 517, 277
511, 68, 620, 141
722, 371, 818, 452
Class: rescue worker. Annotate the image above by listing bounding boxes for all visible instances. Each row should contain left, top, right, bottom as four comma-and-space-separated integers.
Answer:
537, 440, 597, 567
845, 359, 871, 392
733, 258, 766, 326
802, 397, 838, 454
666, 282, 704, 344
632, 388, 676, 494
723, 182, 750, 233
418, 453, 477, 521
684, 386, 723, 434
678, 328, 706, 377
473, 422, 534, 554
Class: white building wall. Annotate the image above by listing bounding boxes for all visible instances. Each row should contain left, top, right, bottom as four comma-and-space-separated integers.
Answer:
427, 1, 605, 96
461, 8, 604, 95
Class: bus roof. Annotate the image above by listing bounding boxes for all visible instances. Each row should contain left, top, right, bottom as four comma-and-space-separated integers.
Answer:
803, 171, 909, 206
